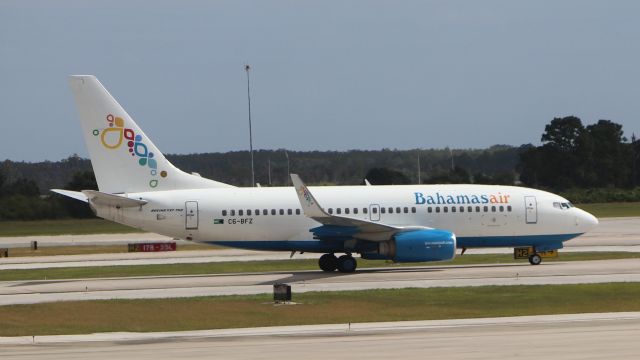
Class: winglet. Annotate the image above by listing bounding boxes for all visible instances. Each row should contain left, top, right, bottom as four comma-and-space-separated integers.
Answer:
290, 174, 329, 218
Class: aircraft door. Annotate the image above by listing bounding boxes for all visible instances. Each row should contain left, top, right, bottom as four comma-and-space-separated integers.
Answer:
185, 201, 199, 230
369, 204, 380, 221
524, 196, 537, 224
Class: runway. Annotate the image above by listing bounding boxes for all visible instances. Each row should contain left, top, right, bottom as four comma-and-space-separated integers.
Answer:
2, 312, 640, 359
2, 258, 639, 305
0, 217, 638, 271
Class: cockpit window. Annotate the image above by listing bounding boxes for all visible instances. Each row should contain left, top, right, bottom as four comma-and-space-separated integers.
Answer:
554, 201, 573, 210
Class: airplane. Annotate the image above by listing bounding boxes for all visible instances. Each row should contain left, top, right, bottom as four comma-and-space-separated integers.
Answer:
54, 75, 599, 273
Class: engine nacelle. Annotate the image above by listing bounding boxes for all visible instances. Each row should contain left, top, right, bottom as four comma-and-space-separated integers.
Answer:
364, 229, 456, 262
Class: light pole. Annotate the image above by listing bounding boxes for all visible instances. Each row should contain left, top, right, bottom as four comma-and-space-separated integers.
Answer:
245, 64, 255, 187
284, 150, 290, 185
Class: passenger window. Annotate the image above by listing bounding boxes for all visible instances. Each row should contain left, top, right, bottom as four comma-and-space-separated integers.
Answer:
491, 206, 496, 212
467, 206, 472, 213
279, 209, 284, 215
239, 210, 243, 216
483, 206, 488, 212
451, 206, 456, 213
247, 209, 252, 216
328, 208, 333, 214
507, 205, 512, 212
231, 210, 236, 216
254, 209, 259, 216
345, 208, 350, 214
287, 209, 292, 215
443, 207, 448, 213
388, 207, 393, 214
222, 210, 227, 216
363, 208, 368, 214
353, 208, 358, 214
263, 209, 268, 215
435, 207, 440, 213
428, 207, 433, 213
296, 209, 301, 215
403, 207, 408, 213
499, 206, 504, 212
372, 207, 378, 214
337, 208, 342, 215
381, 207, 386, 214
459, 206, 464, 213
411, 207, 416, 213
396, 207, 401, 213
271, 209, 276, 215
476, 206, 480, 212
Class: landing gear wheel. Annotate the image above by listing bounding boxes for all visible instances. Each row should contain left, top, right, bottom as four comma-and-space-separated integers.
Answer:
337, 255, 357, 273
319, 253, 338, 272
529, 253, 542, 265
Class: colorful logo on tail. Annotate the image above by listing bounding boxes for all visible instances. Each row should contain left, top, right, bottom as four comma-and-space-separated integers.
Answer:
94, 114, 167, 188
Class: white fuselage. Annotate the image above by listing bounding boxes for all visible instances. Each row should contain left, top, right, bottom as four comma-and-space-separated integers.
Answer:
93, 184, 597, 252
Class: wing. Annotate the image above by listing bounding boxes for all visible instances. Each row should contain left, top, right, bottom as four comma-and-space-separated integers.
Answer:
290, 174, 428, 242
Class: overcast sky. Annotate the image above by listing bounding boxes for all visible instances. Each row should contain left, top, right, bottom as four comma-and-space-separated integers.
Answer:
1, 0, 639, 162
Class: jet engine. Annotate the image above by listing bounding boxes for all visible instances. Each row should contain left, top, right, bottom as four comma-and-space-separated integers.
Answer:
362, 229, 456, 262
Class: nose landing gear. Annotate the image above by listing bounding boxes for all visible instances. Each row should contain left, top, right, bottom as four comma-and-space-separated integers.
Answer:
528, 253, 542, 265
318, 253, 357, 273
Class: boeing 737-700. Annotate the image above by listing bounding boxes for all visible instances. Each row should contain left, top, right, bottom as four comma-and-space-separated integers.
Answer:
54, 75, 599, 273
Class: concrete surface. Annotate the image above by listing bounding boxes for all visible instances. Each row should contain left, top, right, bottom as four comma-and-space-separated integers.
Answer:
1, 312, 639, 359
2, 258, 640, 305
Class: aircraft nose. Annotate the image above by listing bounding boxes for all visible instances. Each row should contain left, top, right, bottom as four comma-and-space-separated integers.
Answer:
575, 208, 599, 232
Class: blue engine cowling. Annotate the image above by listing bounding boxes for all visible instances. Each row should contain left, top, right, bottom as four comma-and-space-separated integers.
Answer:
387, 229, 456, 262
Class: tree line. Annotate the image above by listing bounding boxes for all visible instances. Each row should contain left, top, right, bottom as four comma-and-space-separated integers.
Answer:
519, 116, 639, 190
0, 116, 638, 220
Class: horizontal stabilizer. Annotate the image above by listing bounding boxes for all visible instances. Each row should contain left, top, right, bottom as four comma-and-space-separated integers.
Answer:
82, 190, 148, 208
51, 189, 88, 202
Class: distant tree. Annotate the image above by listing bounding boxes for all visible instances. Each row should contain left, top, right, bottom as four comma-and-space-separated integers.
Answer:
3, 178, 40, 197
584, 120, 632, 187
473, 172, 515, 185
541, 116, 585, 151
65, 171, 98, 191
424, 166, 471, 184
59, 171, 98, 218
0, 168, 6, 197
364, 168, 411, 185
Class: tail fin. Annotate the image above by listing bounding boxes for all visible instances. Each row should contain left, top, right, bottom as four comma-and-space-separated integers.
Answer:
69, 75, 233, 193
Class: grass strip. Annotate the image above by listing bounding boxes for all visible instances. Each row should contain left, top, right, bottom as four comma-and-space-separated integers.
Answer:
1, 252, 639, 282
0, 219, 143, 237
1, 283, 639, 336
576, 202, 640, 218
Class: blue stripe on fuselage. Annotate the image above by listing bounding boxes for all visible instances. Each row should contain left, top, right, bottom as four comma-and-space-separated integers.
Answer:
204, 233, 583, 253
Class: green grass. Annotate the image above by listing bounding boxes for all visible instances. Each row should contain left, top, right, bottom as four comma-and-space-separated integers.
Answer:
578, 202, 640, 218
1, 283, 639, 336
0, 219, 143, 237
1, 252, 639, 282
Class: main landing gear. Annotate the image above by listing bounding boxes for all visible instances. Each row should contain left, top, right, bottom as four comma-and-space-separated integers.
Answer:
319, 253, 357, 273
